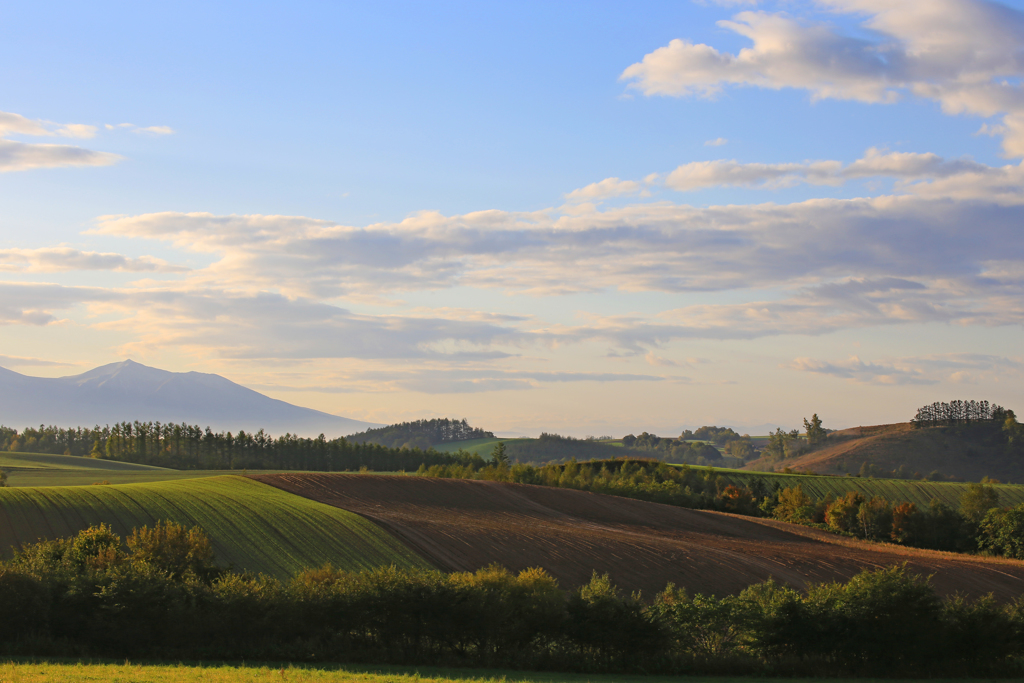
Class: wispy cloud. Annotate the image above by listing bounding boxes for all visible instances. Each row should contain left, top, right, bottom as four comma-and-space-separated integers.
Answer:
0, 110, 120, 172
704, 137, 728, 147
0, 247, 186, 273
790, 352, 1024, 386
0, 354, 77, 369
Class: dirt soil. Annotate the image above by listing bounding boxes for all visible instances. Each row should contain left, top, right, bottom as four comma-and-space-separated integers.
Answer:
251, 473, 1024, 600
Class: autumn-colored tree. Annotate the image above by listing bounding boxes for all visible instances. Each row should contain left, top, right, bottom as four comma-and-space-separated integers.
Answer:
890, 502, 918, 544
825, 491, 865, 534
127, 520, 220, 580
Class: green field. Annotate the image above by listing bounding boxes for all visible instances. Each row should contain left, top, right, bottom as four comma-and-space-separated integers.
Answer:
708, 467, 1024, 508
0, 476, 429, 577
0, 452, 168, 471
433, 437, 533, 456
0, 660, 997, 683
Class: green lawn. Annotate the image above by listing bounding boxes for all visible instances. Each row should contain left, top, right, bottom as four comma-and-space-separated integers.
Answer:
0, 476, 429, 578
0, 660, 1000, 683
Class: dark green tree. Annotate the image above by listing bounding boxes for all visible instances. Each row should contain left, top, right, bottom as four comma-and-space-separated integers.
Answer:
491, 441, 509, 466
959, 482, 1000, 524
803, 413, 827, 446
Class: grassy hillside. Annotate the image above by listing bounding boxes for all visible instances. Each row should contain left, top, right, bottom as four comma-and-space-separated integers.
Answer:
0, 475, 428, 577
743, 422, 1023, 483
711, 467, 1024, 508
0, 450, 226, 486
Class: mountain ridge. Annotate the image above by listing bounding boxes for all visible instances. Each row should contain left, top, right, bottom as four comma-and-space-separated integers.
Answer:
0, 360, 379, 437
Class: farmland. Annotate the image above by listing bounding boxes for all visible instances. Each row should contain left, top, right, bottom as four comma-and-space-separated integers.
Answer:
0, 476, 429, 577
0, 660, 1003, 683
709, 467, 1024, 508
254, 473, 1024, 600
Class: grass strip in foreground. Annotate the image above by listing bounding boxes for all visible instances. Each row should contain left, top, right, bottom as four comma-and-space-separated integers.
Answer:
0, 661, 1004, 683
0, 476, 430, 577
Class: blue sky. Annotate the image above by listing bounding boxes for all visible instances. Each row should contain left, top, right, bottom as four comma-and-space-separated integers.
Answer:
2, 0, 1024, 436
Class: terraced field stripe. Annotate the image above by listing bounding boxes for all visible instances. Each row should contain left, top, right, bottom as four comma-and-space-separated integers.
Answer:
715, 471, 1024, 508
0, 476, 431, 577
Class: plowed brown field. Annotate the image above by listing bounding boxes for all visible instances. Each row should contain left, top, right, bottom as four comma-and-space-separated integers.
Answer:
252, 473, 1024, 600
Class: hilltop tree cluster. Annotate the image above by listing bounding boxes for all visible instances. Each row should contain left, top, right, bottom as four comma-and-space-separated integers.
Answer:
346, 418, 493, 450
912, 400, 1011, 427
3, 524, 1024, 676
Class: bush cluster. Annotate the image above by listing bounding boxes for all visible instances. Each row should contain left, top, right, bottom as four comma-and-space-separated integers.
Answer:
3, 524, 1024, 677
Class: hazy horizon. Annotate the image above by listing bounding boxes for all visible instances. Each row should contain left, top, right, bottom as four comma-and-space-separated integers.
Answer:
2, 0, 1023, 437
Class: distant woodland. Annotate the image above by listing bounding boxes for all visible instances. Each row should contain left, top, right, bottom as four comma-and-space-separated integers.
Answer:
346, 418, 492, 449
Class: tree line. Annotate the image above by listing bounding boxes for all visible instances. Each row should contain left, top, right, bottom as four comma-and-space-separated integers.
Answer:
2, 522, 1023, 677
0, 421, 490, 472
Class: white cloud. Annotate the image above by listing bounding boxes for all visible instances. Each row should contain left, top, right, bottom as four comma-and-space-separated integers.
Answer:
704, 137, 728, 147
621, 1, 1024, 156
0, 140, 120, 172
134, 125, 174, 136
565, 177, 642, 202
664, 158, 843, 190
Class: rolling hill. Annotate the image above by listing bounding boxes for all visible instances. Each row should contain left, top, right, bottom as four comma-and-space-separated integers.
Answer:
254, 473, 1024, 600
743, 422, 1023, 483
0, 360, 379, 437
0, 476, 428, 578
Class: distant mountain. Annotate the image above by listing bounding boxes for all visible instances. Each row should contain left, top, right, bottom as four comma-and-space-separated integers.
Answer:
0, 360, 380, 437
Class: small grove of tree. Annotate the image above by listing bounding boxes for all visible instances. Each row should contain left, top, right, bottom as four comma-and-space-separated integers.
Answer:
679, 426, 744, 445
0, 469, 7, 487
762, 428, 803, 463
911, 400, 1011, 427
3, 526, 1023, 676
346, 418, 493, 450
